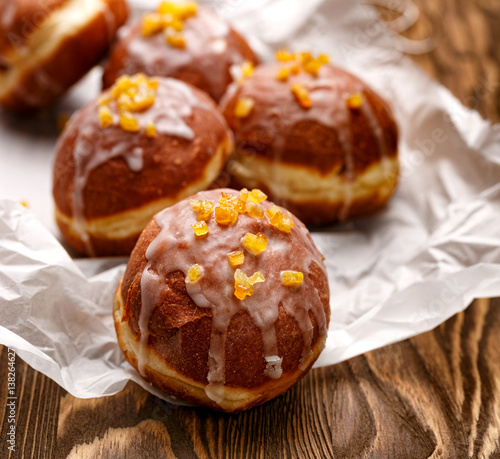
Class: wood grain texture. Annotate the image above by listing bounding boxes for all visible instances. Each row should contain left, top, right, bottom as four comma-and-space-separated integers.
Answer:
1, 0, 500, 458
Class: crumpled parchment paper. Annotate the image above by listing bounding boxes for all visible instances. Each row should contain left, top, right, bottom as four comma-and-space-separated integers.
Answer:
1, 0, 500, 399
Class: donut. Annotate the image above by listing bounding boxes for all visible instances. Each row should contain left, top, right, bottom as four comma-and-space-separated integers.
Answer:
219, 51, 399, 225
52, 73, 234, 257
0, 0, 128, 113
102, 1, 259, 102
113, 188, 330, 412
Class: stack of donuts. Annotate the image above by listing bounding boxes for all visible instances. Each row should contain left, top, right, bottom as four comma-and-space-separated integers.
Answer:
3, 0, 400, 411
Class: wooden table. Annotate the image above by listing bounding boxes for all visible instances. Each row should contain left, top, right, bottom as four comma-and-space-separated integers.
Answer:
1, 0, 500, 457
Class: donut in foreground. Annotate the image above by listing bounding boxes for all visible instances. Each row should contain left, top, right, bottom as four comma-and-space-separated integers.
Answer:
102, 1, 258, 102
0, 0, 128, 113
113, 188, 330, 412
53, 74, 233, 257
220, 51, 399, 225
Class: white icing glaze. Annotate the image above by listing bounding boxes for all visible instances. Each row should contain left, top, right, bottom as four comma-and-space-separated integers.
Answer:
138, 189, 328, 401
68, 78, 212, 255
99, 0, 117, 43
122, 7, 243, 101
1, 0, 17, 30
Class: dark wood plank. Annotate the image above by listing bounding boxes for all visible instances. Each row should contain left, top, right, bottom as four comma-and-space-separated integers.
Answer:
1, 0, 499, 458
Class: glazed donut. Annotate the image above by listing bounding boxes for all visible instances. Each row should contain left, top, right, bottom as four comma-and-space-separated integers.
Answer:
53, 74, 234, 257
220, 51, 399, 225
0, 0, 128, 113
113, 188, 330, 412
102, 1, 258, 102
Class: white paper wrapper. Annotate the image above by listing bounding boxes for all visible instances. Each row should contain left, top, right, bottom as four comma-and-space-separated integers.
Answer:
1, 0, 500, 400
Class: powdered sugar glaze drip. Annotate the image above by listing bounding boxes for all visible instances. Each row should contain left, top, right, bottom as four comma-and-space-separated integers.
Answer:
68, 78, 209, 256
138, 189, 328, 404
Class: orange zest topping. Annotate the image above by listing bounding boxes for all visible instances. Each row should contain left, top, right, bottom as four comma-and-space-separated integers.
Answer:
266, 205, 294, 233
228, 251, 245, 268
346, 93, 364, 109
234, 98, 255, 118
192, 220, 209, 237
242, 232, 267, 254
186, 264, 203, 283
215, 205, 238, 226
282, 271, 304, 287
291, 83, 312, 109
234, 269, 265, 300
98, 106, 113, 128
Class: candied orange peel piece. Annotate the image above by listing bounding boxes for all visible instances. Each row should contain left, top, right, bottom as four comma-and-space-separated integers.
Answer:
247, 189, 267, 203
275, 49, 295, 62
146, 121, 157, 138
197, 200, 214, 221
234, 269, 265, 300
291, 83, 312, 109
276, 67, 289, 82
266, 205, 294, 233
119, 111, 140, 132
166, 31, 186, 49
282, 271, 304, 287
142, 12, 164, 36
228, 251, 245, 268
186, 264, 203, 283
158, 1, 198, 20
142, 1, 197, 41
346, 93, 364, 109
241, 61, 255, 79
242, 232, 267, 254
234, 98, 255, 118
215, 206, 238, 226
98, 106, 113, 128
275, 50, 330, 80
245, 201, 264, 219
192, 220, 209, 237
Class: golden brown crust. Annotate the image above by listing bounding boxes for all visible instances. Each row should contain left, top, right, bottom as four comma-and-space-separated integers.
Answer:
102, 8, 259, 101
113, 197, 330, 411
0, 0, 129, 112
230, 169, 398, 225
114, 282, 327, 412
